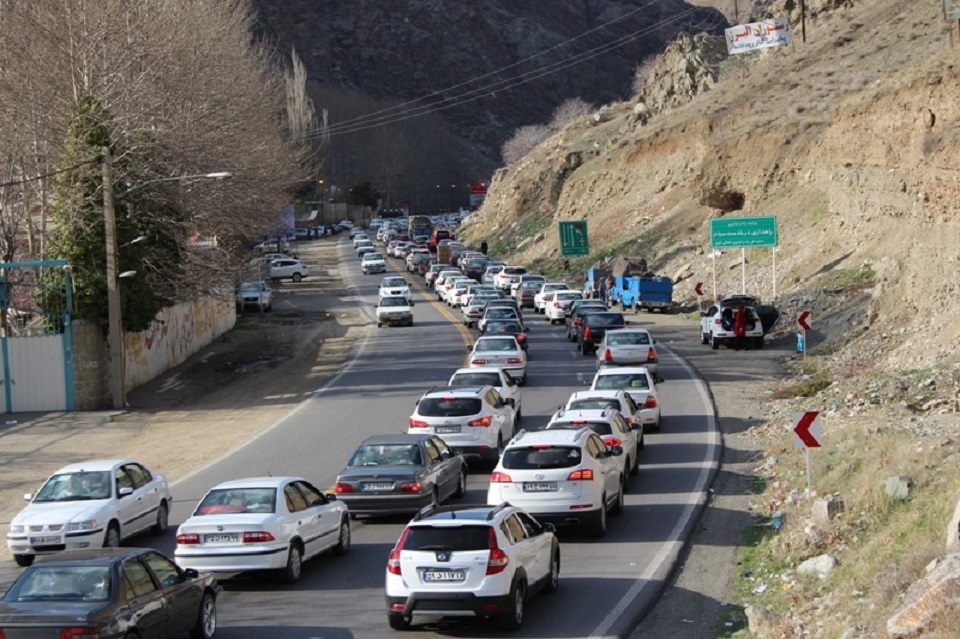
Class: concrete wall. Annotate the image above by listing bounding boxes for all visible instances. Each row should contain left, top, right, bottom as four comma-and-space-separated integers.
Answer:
71, 321, 110, 410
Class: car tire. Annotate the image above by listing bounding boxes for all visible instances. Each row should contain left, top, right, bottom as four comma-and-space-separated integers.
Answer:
590, 499, 607, 538
544, 548, 560, 594
332, 516, 351, 556
700, 331, 709, 345
710, 334, 720, 350
515, 407, 522, 424
377, 323, 382, 328
280, 544, 303, 583
387, 612, 412, 630
611, 480, 625, 516
292, 273, 302, 282
103, 522, 121, 549
496, 434, 505, 459
454, 468, 467, 498
189, 591, 217, 639
499, 580, 526, 630
13, 554, 34, 567
637, 430, 645, 452
150, 501, 169, 536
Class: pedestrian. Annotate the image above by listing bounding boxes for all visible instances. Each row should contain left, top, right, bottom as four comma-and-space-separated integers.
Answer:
733, 306, 747, 351
480, 240, 488, 255
598, 276, 608, 305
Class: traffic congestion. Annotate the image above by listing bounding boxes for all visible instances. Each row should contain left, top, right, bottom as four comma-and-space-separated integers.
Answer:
1, 217, 722, 638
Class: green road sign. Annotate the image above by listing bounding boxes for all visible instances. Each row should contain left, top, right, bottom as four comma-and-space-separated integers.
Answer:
710, 216, 778, 248
560, 220, 589, 256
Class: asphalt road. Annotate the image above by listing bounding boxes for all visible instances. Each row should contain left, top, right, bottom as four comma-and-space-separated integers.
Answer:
0, 239, 725, 638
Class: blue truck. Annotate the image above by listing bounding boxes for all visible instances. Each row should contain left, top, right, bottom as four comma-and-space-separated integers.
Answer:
610, 275, 674, 313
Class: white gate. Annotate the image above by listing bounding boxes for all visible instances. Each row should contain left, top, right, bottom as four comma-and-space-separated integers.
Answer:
1, 335, 68, 412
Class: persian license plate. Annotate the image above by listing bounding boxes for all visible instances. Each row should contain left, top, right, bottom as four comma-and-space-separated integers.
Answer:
522, 482, 558, 493
203, 533, 240, 543
362, 483, 393, 491
435, 425, 461, 434
423, 570, 465, 582
29, 535, 62, 545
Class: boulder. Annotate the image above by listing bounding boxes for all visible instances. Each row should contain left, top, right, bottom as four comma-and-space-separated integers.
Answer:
946, 496, 960, 552
887, 553, 960, 637
745, 605, 783, 639
797, 554, 836, 580
812, 495, 846, 525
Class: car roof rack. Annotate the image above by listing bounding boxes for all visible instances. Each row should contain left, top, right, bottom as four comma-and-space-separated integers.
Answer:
413, 504, 461, 521
487, 502, 514, 521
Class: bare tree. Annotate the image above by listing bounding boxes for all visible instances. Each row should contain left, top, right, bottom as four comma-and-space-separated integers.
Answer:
549, 97, 594, 131
501, 124, 551, 165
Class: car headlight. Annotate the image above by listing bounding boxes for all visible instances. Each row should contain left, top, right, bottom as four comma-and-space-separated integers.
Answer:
8, 525, 24, 534
65, 520, 99, 532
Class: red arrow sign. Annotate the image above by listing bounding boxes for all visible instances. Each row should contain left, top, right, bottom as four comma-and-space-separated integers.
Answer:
694, 282, 704, 296
797, 310, 811, 331
793, 411, 822, 448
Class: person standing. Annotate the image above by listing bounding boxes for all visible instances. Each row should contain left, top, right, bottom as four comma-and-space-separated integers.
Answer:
733, 306, 747, 351
480, 240, 488, 255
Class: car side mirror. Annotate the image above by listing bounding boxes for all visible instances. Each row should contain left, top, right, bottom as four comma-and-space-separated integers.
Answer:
524, 327, 529, 332
465, 345, 472, 352
23, 492, 32, 501
609, 445, 624, 457
118, 487, 133, 498
542, 522, 557, 533
325, 493, 338, 502
409, 300, 415, 306
184, 568, 200, 579
505, 398, 515, 407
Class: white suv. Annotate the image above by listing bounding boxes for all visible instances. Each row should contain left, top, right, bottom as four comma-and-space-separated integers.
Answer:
487, 428, 624, 537
385, 503, 559, 631
408, 386, 516, 464
699, 294, 764, 350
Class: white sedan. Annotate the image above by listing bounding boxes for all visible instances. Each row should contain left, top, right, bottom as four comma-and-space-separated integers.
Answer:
6, 459, 173, 567
361, 252, 387, 275
466, 335, 527, 384
175, 476, 350, 583
589, 366, 661, 431
534, 282, 571, 313
379, 276, 410, 300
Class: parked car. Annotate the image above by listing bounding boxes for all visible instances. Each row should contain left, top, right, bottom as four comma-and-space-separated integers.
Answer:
699, 294, 765, 350
0, 548, 219, 639
235, 280, 272, 312
384, 503, 559, 630
270, 258, 308, 282
376, 296, 414, 327
333, 434, 467, 517
6, 459, 173, 567
174, 476, 350, 583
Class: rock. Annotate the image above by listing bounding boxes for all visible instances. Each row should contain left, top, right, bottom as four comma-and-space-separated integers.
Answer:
812, 495, 845, 524
947, 497, 960, 552
887, 553, 960, 638
745, 605, 783, 639
883, 476, 913, 500
672, 263, 693, 283
797, 554, 836, 580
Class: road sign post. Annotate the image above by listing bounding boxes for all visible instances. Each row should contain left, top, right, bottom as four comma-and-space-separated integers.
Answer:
559, 220, 589, 256
694, 281, 704, 312
793, 411, 822, 495
797, 310, 811, 357
709, 216, 779, 299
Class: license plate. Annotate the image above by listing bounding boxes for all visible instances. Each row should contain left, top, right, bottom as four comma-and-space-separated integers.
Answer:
435, 426, 461, 434
29, 535, 61, 545
423, 570, 465, 582
203, 533, 240, 543
523, 482, 558, 492
362, 483, 393, 491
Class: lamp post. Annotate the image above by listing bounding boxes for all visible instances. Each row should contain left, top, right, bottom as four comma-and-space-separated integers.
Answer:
101, 145, 232, 409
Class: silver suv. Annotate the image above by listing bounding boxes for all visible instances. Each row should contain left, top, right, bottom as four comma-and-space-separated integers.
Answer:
385, 503, 559, 630
408, 386, 516, 463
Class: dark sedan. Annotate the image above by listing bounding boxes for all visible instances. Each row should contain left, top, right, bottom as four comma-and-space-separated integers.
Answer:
0, 547, 219, 639
333, 434, 467, 517
480, 319, 529, 351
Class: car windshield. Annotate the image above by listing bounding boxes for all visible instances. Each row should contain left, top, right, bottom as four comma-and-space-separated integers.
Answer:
402, 525, 491, 552
349, 444, 422, 466
418, 397, 482, 417
380, 297, 408, 307
4, 566, 112, 602
364, 253, 383, 261
547, 421, 614, 436
34, 471, 112, 502
568, 399, 620, 412
382, 278, 406, 287
594, 373, 650, 391
502, 446, 582, 470
607, 333, 651, 345
239, 282, 264, 293
476, 338, 518, 352
195, 488, 277, 515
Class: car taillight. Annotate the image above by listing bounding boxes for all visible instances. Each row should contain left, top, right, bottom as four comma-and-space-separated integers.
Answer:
486, 527, 509, 575
515, 334, 526, 341
644, 395, 658, 409
471, 358, 487, 365
468, 416, 493, 427
409, 418, 429, 428
506, 357, 523, 364
490, 471, 512, 482
604, 348, 613, 362
647, 347, 657, 362
59, 630, 100, 639
334, 483, 355, 493
399, 482, 422, 493
583, 327, 592, 338
176, 533, 200, 545
554, 301, 562, 308
387, 528, 411, 575
567, 468, 594, 481
713, 318, 722, 325
243, 531, 276, 543
573, 318, 582, 326
604, 437, 622, 448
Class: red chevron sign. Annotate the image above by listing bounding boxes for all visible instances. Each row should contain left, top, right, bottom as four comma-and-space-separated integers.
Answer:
793, 411, 822, 448
694, 282, 704, 296
797, 310, 811, 331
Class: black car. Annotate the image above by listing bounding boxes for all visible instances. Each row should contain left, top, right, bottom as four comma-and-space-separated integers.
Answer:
333, 434, 468, 517
480, 318, 529, 351
0, 548, 219, 639
462, 257, 490, 282
577, 311, 628, 356
565, 300, 607, 341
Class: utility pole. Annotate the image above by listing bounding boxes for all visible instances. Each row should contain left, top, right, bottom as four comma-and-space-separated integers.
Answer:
102, 146, 126, 409
800, 0, 807, 43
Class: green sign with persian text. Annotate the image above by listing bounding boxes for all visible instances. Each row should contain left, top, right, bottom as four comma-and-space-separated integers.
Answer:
710, 216, 778, 248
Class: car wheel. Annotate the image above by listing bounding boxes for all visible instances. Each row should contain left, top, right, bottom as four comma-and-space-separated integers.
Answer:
544, 548, 560, 594
710, 334, 720, 350
280, 544, 303, 583
700, 331, 709, 345
292, 273, 302, 282
388, 612, 412, 630
103, 523, 121, 549
150, 501, 169, 536
332, 516, 351, 556
496, 434, 505, 458
637, 430, 645, 452
189, 591, 217, 639
515, 407, 522, 424
611, 479, 625, 516
499, 580, 526, 630
590, 499, 608, 538
430, 487, 440, 508
13, 554, 34, 567
377, 322, 382, 328
454, 468, 467, 498
623, 458, 633, 488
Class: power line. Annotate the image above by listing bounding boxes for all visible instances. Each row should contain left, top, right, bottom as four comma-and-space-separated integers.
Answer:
0, 157, 100, 189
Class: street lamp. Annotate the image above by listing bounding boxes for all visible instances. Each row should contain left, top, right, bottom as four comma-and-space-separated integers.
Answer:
101, 145, 232, 409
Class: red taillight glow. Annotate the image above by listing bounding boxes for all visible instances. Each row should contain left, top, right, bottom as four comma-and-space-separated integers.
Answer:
334, 483, 355, 493
490, 471, 512, 482
567, 468, 594, 481
243, 531, 276, 543
604, 437, 622, 448
583, 327, 592, 338
468, 415, 493, 427
59, 630, 100, 639
409, 418, 429, 428
604, 349, 613, 362
399, 482, 422, 493
472, 358, 487, 365
553, 301, 562, 308
176, 533, 200, 545
390, 603, 405, 611
573, 318, 582, 326
387, 528, 410, 575
644, 395, 658, 409
486, 527, 509, 575
506, 357, 522, 364
647, 347, 657, 362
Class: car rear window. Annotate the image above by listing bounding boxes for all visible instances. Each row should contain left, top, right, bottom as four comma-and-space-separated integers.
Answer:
586, 313, 626, 327
547, 421, 613, 436
195, 488, 277, 515
418, 397, 482, 417
502, 446, 582, 469
451, 372, 502, 387
594, 373, 650, 391
402, 525, 491, 551
4, 566, 112, 603
607, 333, 650, 345
568, 399, 620, 412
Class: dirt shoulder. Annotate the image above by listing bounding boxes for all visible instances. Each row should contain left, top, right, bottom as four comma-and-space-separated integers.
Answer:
0, 238, 365, 559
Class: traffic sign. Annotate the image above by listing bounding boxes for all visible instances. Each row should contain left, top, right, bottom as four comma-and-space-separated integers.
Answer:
559, 220, 589, 256
797, 310, 811, 331
694, 282, 704, 296
710, 216, 778, 248
793, 411, 822, 448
